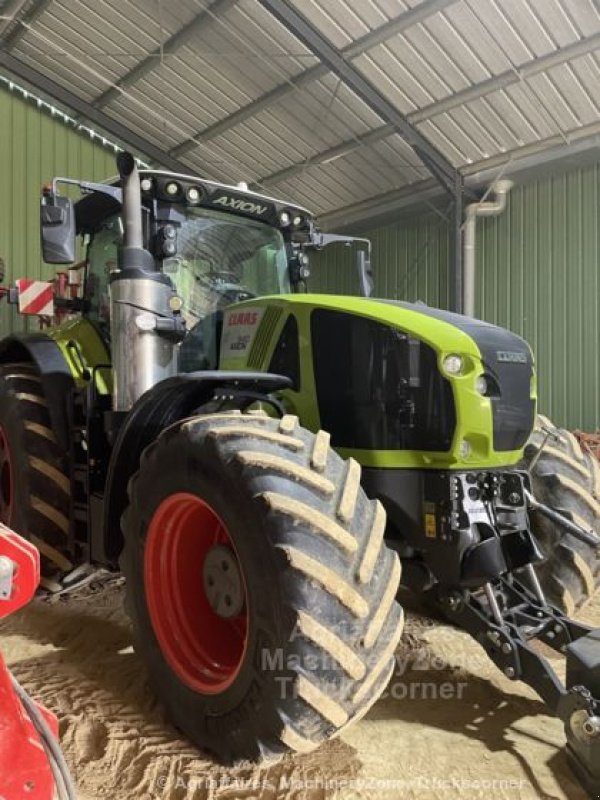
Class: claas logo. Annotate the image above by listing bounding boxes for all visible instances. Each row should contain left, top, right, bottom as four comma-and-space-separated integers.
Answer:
228, 311, 259, 326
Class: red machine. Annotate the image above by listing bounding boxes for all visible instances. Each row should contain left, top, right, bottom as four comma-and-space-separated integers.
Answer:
0, 525, 58, 800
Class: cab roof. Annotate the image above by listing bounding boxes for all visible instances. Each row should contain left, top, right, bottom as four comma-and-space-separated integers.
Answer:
75, 169, 313, 235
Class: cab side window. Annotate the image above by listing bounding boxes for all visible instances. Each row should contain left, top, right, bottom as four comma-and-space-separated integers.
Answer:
86, 217, 122, 330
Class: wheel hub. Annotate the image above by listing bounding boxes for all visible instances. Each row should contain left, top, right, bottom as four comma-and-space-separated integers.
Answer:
203, 544, 245, 619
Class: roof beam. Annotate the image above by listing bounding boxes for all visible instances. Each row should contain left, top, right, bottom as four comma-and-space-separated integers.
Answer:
409, 29, 600, 124
0, 51, 191, 172
169, 0, 457, 158
318, 121, 600, 231
257, 125, 396, 188
257, 30, 600, 190
255, 0, 460, 195
0, 0, 29, 40
93, 0, 238, 109
0, 0, 53, 50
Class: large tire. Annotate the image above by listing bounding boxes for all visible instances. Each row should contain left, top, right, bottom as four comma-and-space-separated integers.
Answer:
523, 414, 600, 614
121, 412, 404, 762
0, 363, 72, 577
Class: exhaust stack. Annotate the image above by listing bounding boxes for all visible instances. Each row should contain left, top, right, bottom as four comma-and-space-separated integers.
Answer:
109, 153, 180, 411
117, 151, 144, 253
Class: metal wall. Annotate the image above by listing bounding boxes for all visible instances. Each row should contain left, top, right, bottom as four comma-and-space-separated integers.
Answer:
0, 83, 118, 338
311, 212, 451, 307
312, 161, 600, 431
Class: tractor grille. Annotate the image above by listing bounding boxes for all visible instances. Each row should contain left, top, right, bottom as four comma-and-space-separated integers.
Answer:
485, 350, 535, 451
247, 306, 282, 369
375, 300, 535, 453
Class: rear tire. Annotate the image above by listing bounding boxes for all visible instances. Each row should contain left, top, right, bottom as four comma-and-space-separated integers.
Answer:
523, 415, 600, 614
0, 363, 72, 577
121, 412, 404, 761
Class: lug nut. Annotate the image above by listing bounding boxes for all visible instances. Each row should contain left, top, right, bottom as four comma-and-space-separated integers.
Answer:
583, 717, 600, 738
501, 642, 512, 654
505, 667, 516, 679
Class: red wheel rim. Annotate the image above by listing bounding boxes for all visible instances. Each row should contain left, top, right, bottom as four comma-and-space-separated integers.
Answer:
0, 425, 13, 525
144, 493, 249, 694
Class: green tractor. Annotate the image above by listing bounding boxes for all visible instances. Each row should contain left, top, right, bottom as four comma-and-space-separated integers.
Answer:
2, 152, 600, 794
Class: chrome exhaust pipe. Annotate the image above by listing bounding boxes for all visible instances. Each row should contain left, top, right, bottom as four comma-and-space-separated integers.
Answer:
117, 151, 144, 253
110, 153, 179, 411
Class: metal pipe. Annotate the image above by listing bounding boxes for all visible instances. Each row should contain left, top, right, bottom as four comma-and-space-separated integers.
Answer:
484, 582, 505, 627
117, 151, 143, 251
111, 152, 179, 410
463, 179, 513, 316
524, 563, 547, 607
525, 489, 600, 548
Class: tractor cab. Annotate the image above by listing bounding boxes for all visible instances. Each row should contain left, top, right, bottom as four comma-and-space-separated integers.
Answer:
65, 171, 312, 333
39, 169, 371, 374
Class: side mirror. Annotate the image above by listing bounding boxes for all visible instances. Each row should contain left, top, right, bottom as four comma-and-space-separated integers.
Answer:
41, 195, 76, 264
357, 250, 374, 298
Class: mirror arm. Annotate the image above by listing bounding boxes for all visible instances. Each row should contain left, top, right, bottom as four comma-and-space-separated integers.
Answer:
51, 177, 122, 203
308, 231, 371, 254
304, 230, 374, 298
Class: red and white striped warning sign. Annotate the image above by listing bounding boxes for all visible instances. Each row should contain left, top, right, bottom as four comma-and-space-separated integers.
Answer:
16, 279, 55, 316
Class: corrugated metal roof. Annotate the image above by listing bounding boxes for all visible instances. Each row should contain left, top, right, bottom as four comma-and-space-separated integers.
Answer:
1, 0, 599, 218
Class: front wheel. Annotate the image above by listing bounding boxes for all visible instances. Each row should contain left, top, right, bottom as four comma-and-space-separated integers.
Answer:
121, 412, 404, 761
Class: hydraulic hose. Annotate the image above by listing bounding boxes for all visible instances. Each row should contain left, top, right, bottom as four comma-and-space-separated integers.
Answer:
10, 672, 78, 800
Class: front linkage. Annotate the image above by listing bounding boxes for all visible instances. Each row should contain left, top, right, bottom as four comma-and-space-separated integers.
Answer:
412, 468, 600, 797
441, 578, 600, 796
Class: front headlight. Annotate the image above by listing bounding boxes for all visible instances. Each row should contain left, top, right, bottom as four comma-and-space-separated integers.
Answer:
443, 354, 464, 376
475, 375, 488, 395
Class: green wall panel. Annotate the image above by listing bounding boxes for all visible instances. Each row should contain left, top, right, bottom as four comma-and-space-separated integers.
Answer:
312, 161, 600, 431
476, 166, 600, 432
311, 213, 450, 307
0, 83, 118, 338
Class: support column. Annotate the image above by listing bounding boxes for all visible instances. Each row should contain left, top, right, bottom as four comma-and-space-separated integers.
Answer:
449, 177, 464, 314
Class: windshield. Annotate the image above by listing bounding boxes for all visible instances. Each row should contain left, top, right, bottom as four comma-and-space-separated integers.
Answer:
163, 207, 290, 327
86, 207, 290, 331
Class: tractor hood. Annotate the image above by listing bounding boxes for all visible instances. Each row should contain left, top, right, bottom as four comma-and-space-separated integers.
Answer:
214, 294, 536, 470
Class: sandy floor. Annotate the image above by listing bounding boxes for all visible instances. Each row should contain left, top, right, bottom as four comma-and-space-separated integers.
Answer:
1, 576, 596, 800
